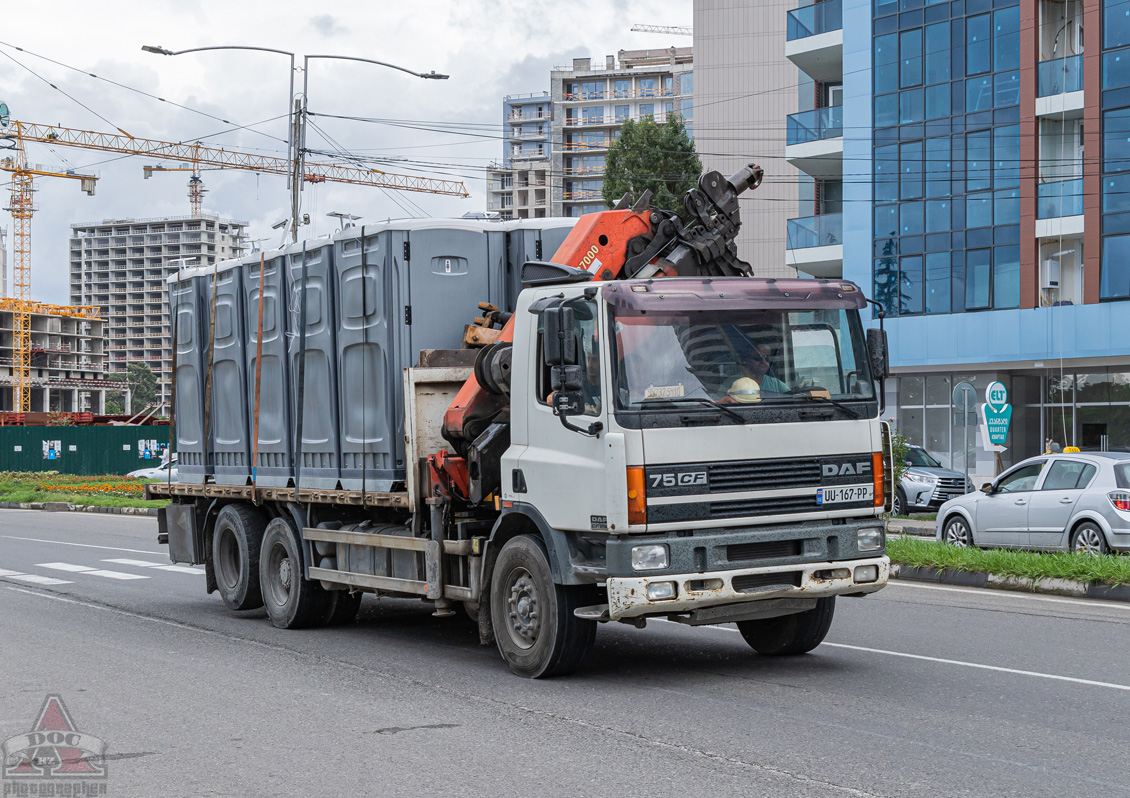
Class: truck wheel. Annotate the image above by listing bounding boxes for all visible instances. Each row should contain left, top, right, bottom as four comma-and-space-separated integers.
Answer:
260, 517, 331, 629
736, 597, 836, 656
212, 504, 267, 611
490, 535, 596, 678
323, 591, 363, 626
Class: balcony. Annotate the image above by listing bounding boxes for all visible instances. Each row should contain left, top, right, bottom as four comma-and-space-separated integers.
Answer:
786, 213, 843, 278
1036, 54, 1083, 118
785, 0, 843, 82
1036, 179, 1084, 239
785, 107, 843, 178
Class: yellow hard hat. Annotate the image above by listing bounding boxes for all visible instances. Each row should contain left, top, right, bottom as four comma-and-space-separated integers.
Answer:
728, 377, 762, 403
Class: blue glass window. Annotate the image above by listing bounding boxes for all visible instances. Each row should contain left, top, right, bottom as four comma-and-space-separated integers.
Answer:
992, 7, 1019, 72
901, 140, 924, 198
925, 252, 951, 313
582, 107, 603, 123
993, 245, 1020, 309
966, 13, 991, 75
679, 72, 693, 95
925, 137, 950, 197
875, 144, 899, 202
901, 201, 925, 236
1104, 48, 1130, 91
639, 103, 654, 118
994, 124, 1020, 189
926, 83, 950, 118
966, 129, 991, 191
1106, 2, 1130, 50
966, 248, 992, 309
966, 192, 993, 227
926, 199, 951, 231
1101, 234, 1130, 299
901, 29, 924, 87
951, 249, 966, 312
615, 105, 630, 122
875, 33, 899, 94
925, 22, 950, 83
994, 188, 1020, 225
875, 94, 898, 127
614, 79, 630, 98
994, 70, 1020, 107
1104, 174, 1130, 213
900, 88, 925, 123
679, 98, 693, 120
875, 256, 900, 316
876, 204, 900, 238
1103, 108, 1130, 173
639, 78, 655, 97
966, 76, 993, 112
900, 256, 924, 314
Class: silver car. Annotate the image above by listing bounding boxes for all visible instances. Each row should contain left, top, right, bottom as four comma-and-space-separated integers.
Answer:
893, 446, 973, 516
935, 452, 1130, 554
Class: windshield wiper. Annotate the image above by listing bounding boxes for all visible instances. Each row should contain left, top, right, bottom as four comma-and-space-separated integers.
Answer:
767, 394, 862, 419
638, 396, 744, 423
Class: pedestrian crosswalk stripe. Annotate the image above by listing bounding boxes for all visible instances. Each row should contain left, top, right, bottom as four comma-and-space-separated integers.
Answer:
37, 563, 148, 580
0, 568, 72, 585
102, 558, 204, 575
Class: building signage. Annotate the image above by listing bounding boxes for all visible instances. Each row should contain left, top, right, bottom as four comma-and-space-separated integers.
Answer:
982, 381, 1012, 445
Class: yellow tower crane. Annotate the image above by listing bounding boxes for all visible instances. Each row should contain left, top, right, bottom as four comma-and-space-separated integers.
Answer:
0, 117, 101, 412
143, 163, 210, 216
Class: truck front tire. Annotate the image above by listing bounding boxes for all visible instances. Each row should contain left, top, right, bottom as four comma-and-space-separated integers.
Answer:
490, 535, 596, 678
213, 504, 267, 611
736, 596, 836, 656
260, 517, 331, 629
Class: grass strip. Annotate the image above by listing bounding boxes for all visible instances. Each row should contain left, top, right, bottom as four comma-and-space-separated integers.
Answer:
887, 535, 1130, 587
0, 472, 169, 509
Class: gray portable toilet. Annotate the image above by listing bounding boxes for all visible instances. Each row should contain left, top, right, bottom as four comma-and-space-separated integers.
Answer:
244, 249, 292, 487
209, 258, 251, 485
504, 218, 579, 311
332, 224, 408, 492
285, 239, 340, 489
168, 268, 210, 483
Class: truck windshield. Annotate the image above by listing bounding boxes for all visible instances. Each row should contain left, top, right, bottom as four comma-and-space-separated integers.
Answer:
610, 307, 874, 409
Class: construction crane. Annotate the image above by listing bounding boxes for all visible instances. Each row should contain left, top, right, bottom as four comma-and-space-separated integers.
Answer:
0, 118, 100, 412
630, 24, 693, 36
143, 163, 211, 216
1, 117, 468, 414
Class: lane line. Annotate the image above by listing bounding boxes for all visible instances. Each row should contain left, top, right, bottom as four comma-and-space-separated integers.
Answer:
887, 580, 1130, 611
37, 563, 148, 581
1, 535, 162, 555
102, 558, 203, 575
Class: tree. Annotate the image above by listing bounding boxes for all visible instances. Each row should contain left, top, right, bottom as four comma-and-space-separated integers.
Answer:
104, 373, 127, 415
125, 362, 159, 413
602, 112, 702, 220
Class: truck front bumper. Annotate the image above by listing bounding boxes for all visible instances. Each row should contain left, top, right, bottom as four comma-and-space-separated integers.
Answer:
605, 555, 889, 620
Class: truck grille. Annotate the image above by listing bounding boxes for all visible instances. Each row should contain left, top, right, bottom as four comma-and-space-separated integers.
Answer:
732, 571, 802, 592
710, 495, 820, 519
709, 459, 822, 492
727, 540, 803, 561
931, 477, 967, 503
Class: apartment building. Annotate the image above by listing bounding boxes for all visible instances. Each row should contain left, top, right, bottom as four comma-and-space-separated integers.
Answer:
486, 92, 553, 219
0, 301, 107, 413
69, 214, 248, 409
767, 0, 1130, 473
550, 48, 695, 217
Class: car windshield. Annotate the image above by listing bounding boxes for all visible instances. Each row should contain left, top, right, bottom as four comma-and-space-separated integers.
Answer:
609, 306, 874, 409
907, 447, 942, 468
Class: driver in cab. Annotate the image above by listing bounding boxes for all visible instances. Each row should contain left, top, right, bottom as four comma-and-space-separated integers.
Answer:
720, 326, 789, 403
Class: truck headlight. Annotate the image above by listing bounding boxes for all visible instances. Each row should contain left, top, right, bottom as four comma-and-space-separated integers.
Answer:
631, 544, 669, 571
854, 565, 880, 583
646, 581, 677, 600
856, 527, 883, 552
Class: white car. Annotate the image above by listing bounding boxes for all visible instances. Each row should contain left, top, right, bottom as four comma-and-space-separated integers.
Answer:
128, 458, 178, 480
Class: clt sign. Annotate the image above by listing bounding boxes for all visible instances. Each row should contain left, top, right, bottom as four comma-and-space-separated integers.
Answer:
981, 381, 1012, 446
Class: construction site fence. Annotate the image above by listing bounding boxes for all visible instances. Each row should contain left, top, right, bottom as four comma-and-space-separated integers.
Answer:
0, 425, 172, 475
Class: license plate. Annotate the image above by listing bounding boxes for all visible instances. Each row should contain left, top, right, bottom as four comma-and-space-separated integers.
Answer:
817, 485, 873, 505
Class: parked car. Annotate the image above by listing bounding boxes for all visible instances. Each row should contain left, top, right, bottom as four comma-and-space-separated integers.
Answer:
935, 451, 1130, 554
127, 458, 178, 480
893, 446, 973, 516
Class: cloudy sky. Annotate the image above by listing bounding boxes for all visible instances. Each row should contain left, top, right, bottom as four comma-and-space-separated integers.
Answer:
1, 0, 690, 304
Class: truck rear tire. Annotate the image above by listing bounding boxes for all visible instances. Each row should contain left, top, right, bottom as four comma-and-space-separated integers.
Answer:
213, 504, 267, 611
736, 597, 836, 656
490, 535, 596, 678
260, 517, 331, 629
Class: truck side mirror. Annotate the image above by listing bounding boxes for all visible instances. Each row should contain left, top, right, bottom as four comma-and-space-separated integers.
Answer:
542, 306, 576, 366
867, 328, 889, 381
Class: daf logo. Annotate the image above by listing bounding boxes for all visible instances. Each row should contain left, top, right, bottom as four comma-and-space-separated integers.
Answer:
823, 462, 870, 477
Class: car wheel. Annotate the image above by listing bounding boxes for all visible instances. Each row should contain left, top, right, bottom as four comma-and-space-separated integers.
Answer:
1071, 522, 1108, 556
943, 516, 973, 547
892, 488, 907, 517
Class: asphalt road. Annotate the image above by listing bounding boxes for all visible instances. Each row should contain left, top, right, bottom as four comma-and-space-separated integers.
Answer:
2, 509, 1130, 797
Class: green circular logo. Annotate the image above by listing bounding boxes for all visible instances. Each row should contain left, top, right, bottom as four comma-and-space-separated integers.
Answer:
985, 381, 1008, 412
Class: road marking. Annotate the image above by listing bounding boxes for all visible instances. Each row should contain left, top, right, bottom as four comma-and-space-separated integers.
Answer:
0, 569, 72, 586
887, 579, 1130, 611
1, 535, 162, 556
37, 563, 148, 581
102, 558, 204, 574
661, 620, 1130, 692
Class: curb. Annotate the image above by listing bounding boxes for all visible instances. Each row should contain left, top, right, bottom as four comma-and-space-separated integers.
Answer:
891, 563, 1130, 604
0, 501, 159, 517
887, 518, 936, 537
